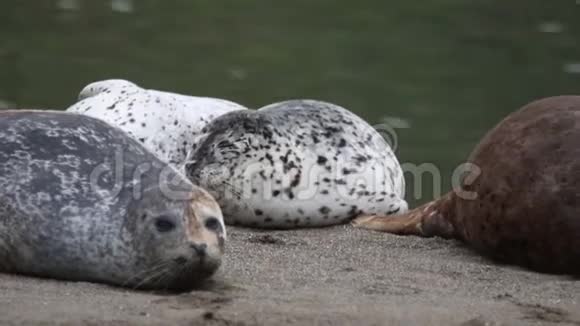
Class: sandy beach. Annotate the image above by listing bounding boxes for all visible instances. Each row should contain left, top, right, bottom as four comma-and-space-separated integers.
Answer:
0, 225, 579, 325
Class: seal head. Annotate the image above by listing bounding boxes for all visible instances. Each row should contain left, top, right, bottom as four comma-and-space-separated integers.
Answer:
126, 184, 226, 290
0, 110, 226, 291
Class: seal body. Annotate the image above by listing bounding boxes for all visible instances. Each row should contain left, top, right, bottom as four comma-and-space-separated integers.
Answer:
185, 100, 407, 228
66, 79, 248, 166
0, 110, 226, 291
354, 96, 580, 275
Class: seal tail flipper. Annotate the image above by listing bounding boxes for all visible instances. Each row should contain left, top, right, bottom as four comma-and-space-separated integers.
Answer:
352, 193, 456, 238
352, 213, 423, 235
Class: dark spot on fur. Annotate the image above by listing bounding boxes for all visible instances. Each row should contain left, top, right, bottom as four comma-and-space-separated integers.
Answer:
259, 171, 267, 180
290, 174, 301, 188
354, 155, 367, 163
343, 168, 355, 175
265, 153, 274, 165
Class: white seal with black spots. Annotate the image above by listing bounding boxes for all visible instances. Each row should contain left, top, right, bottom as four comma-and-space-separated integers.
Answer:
184, 100, 407, 228
0, 110, 226, 291
66, 79, 248, 166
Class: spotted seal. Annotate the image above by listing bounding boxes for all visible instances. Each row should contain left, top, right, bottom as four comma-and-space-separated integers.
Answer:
354, 96, 580, 275
184, 99, 407, 228
66, 79, 248, 166
0, 110, 226, 290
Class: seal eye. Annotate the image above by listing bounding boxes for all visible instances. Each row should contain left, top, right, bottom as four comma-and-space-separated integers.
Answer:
204, 217, 222, 232
154, 217, 176, 233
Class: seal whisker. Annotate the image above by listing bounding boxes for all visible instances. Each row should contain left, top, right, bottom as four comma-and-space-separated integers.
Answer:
152, 265, 181, 292
121, 260, 166, 287
130, 261, 173, 290
220, 180, 243, 198
120, 258, 169, 288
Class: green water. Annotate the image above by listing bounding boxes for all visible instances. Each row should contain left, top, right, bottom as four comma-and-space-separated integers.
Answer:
1, 0, 579, 206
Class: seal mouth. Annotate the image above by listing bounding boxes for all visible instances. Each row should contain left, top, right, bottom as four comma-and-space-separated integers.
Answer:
161, 262, 219, 292
129, 256, 220, 292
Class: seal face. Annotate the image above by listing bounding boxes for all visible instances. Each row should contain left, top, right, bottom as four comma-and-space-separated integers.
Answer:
354, 96, 580, 275
0, 110, 226, 291
185, 99, 407, 228
66, 79, 248, 167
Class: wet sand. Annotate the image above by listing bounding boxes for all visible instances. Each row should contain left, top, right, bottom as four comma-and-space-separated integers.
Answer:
1, 225, 579, 325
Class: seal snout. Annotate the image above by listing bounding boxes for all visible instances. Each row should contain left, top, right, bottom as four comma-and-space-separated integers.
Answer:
190, 242, 208, 257
173, 242, 209, 266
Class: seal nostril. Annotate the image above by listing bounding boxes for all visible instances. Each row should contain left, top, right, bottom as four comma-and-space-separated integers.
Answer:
190, 243, 207, 257
174, 256, 187, 265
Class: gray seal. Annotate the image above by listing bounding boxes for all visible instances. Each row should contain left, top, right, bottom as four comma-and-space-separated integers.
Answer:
185, 100, 407, 229
0, 110, 226, 291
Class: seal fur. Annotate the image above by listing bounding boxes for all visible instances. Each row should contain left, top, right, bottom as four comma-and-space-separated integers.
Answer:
66, 79, 248, 166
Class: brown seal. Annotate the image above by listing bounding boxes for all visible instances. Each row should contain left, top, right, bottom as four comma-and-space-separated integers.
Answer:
353, 96, 580, 275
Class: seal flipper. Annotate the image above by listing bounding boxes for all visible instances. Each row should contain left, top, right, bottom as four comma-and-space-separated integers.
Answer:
352, 192, 456, 239
352, 212, 423, 235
